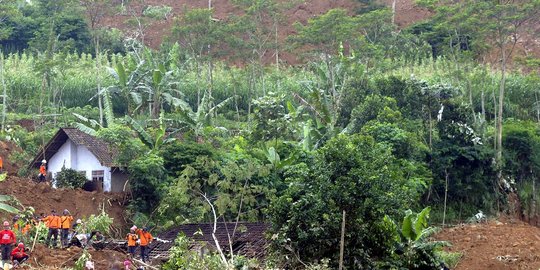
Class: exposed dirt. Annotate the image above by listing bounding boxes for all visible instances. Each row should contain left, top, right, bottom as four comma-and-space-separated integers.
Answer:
101, 0, 361, 65
15, 244, 129, 269
435, 218, 540, 270
0, 140, 21, 175
0, 176, 128, 232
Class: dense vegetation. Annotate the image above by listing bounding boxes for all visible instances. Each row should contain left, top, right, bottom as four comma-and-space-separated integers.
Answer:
1, 0, 540, 268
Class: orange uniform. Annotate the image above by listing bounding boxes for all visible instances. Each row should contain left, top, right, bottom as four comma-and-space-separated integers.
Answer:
136, 229, 153, 246
39, 165, 46, 176
21, 223, 31, 235
126, 233, 138, 247
60, 215, 73, 229
42, 215, 61, 229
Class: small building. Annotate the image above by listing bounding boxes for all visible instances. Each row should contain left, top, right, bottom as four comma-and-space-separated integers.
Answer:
30, 128, 128, 192
149, 222, 269, 263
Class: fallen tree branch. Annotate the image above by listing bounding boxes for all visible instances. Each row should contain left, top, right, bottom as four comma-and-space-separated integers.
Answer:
133, 258, 159, 270
199, 192, 229, 267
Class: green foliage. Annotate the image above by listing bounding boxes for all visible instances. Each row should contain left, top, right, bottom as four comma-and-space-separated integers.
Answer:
158, 152, 278, 224
269, 134, 428, 268
378, 207, 449, 269
128, 153, 167, 213
84, 211, 114, 236
143, 5, 172, 20
161, 140, 215, 177
0, 195, 20, 214
53, 166, 88, 189
162, 233, 224, 270
252, 93, 293, 141
289, 9, 358, 56
74, 249, 92, 270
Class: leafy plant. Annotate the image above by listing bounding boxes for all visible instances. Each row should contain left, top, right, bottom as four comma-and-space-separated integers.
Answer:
53, 166, 88, 189
84, 211, 114, 236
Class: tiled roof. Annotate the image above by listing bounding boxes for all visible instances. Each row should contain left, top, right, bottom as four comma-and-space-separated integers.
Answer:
149, 222, 269, 261
30, 128, 118, 168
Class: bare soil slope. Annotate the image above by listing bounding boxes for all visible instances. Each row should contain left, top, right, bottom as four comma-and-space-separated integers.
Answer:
435, 219, 540, 270
20, 244, 128, 269
0, 176, 128, 232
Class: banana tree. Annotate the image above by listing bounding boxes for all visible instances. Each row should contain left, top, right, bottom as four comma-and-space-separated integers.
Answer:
126, 111, 176, 154
173, 92, 234, 138
105, 56, 149, 115
0, 195, 20, 214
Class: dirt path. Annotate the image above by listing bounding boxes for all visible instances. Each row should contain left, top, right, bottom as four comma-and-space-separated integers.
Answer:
435, 219, 540, 270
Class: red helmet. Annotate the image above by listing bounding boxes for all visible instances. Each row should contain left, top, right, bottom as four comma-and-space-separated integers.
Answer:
17, 243, 24, 248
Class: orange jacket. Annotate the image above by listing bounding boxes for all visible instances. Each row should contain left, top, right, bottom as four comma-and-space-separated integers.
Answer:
42, 215, 61, 229
39, 165, 46, 175
126, 233, 138, 247
60, 215, 73, 229
21, 224, 31, 235
136, 229, 153, 246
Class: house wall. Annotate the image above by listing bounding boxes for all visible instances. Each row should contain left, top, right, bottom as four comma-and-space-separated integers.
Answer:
48, 139, 113, 192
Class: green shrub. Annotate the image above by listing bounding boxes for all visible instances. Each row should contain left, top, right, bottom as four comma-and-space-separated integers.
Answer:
143, 5, 173, 20
85, 211, 114, 236
162, 234, 224, 270
54, 166, 88, 189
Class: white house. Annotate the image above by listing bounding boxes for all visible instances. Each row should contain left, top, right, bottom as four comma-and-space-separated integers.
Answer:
30, 128, 128, 192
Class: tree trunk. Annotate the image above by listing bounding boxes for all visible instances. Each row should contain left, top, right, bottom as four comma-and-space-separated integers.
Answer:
0, 52, 7, 132
496, 48, 506, 167
391, 0, 396, 25
95, 36, 103, 126
443, 169, 449, 227
339, 210, 346, 270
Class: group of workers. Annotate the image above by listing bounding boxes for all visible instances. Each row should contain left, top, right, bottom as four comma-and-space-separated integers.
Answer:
126, 225, 153, 263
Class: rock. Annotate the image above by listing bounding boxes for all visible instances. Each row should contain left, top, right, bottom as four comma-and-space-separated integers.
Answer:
495, 221, 504, 225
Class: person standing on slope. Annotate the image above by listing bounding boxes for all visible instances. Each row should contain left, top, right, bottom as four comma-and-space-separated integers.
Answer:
126, 226, 138, 258
136, 227, 153, 263
42, 210, 61, 248
60, 209, 73, 248
0, 221, 16, 266
38, 160, 47, 183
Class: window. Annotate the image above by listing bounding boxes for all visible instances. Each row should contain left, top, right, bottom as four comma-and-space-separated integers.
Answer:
92, 170, 104, 190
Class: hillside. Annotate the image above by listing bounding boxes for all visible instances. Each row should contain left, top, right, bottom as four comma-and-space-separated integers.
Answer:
0, 177, 127, 231
101, 0, 433, 64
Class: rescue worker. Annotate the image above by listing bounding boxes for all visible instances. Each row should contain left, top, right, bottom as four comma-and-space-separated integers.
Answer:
11, 242, 29, 268
38, 160, 46, 183
0, 221, 16, 265
0, 156, 3, 173
136, 227, 153, 263
12, 215, 20, 232
42, 210, 61, 248
90, 231, 105, 250
126, 226, 138, 258
60, 209, 74, 248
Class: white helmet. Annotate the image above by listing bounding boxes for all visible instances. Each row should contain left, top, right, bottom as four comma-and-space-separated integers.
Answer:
42, 159, 47, 163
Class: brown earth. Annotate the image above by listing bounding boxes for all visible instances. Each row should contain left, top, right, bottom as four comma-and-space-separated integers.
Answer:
0, 176, 128, 234
435, 219, 540, 270
0, 140, 20, 175
21, 244, 129, 269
